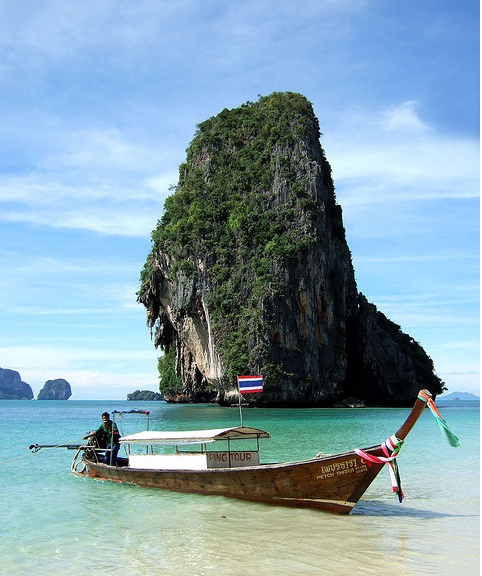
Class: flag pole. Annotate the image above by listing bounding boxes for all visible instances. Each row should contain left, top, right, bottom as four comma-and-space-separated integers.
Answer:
238, 391, 243, 426
237, 376, 244, 426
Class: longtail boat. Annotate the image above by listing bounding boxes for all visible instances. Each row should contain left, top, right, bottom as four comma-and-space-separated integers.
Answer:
29, 389, 459, 515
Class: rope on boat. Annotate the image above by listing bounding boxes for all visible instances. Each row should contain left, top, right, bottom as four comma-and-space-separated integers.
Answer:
0, 451, 39, 465
418, 390, 460, 447
355, 435, 405, 502
71, 446, 87, 475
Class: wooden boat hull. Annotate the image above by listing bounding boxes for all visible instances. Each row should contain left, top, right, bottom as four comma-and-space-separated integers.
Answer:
82, 447, 384, 514
74, 391, 435, 514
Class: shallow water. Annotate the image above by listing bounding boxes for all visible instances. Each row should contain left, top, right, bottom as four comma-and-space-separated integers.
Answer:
0, 400, 478, 575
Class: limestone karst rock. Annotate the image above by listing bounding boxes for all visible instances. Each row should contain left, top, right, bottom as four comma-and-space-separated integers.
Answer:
37, 378, 72, 400
127, 390, 164, 401
0, 367, 34, 400
138, 92, 444, 407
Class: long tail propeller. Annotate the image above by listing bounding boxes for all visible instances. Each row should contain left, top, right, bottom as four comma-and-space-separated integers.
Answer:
29, 443, 83, 453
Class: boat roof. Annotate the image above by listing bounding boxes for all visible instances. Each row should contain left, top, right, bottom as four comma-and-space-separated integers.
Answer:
112, 409, 150, 415
119, 426, 270, 445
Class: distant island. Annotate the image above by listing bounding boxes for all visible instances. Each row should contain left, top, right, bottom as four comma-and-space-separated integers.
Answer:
0, 367, 72, 400
127, 390, 164, 401
37, 378, 72, 400
0, 367, 33, 400
437, 391, 479, 406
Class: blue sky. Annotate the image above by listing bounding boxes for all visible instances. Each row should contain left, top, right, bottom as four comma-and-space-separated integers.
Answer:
0, 0, 479, 399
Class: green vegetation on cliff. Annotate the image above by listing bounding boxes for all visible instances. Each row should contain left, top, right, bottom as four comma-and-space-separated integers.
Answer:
140, 93, 336, 384
157, 346, 183, 395
149, 93, 337, 265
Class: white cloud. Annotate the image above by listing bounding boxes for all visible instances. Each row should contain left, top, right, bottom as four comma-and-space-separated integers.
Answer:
1, 344, 158, 379
0, 0, 370, 91
0, 179, 167, 237
40, 129, 175, 177
1, 345, 154, 364
380, 101, 428, 133
323, 101, 480, 204
0, 119, 182, 236
0, 252, 142, 284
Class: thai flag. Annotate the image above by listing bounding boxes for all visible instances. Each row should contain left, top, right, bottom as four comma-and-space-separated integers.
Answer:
238, 375, 264, 394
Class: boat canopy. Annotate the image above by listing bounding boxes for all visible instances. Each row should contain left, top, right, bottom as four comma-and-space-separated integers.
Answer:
119, 426, 270, 445
112, 409, 150, 415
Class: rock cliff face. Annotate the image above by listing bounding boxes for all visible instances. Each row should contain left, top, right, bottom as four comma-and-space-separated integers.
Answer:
138, 92, 444, 407
127, 390, 164, 401
0, 367, 34, 400
37, 378, 72, 400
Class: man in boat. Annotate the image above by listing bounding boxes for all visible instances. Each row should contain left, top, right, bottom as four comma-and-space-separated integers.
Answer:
85, 412, 121, 466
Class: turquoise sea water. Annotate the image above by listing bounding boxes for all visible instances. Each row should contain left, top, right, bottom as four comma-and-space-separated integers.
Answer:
0, 400, 479, 575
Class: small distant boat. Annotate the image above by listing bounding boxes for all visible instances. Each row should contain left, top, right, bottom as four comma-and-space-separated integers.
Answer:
30, 389, 458, 514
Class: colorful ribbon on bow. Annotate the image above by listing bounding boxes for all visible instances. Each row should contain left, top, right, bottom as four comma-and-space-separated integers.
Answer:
355, 435, 405, 502
418, 390, 460, 448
